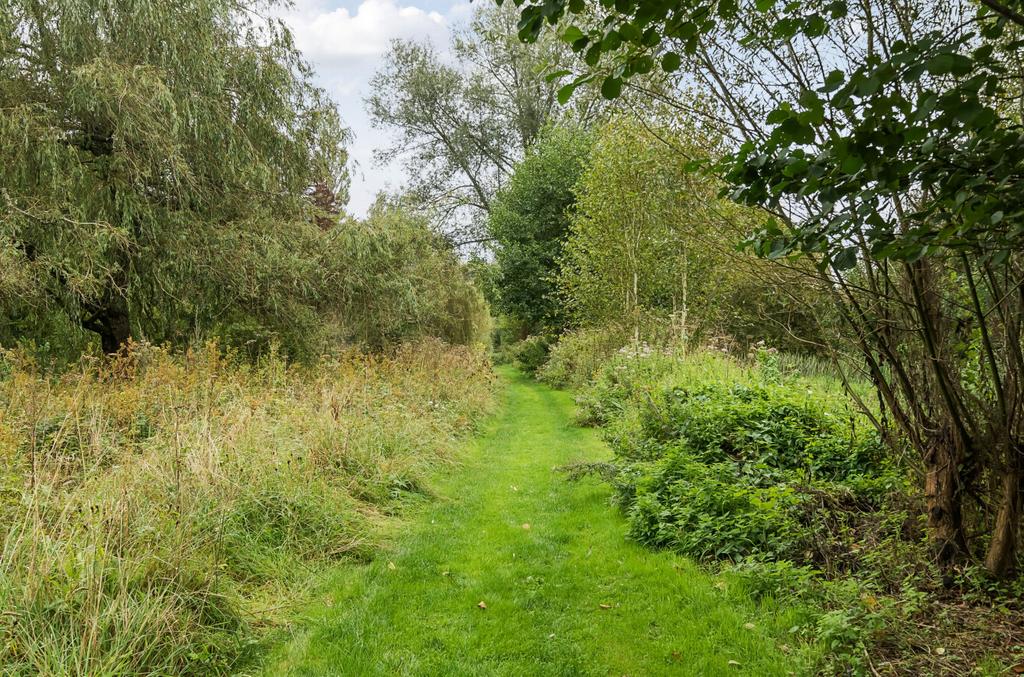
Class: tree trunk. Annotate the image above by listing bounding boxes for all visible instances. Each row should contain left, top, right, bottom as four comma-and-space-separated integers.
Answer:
82, 278, 132, 355
985, 453, 1021, 577
924, 434, 968, 567
95, 306, 131, 354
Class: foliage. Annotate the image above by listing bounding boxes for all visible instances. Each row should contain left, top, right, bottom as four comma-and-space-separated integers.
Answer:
508, 335, 553, 374
613, 375, 891, 562
325, 204, 492, 351
559, 116, 827, 352
559, 116, 723, 338
563, 345, 1024, 672
1, 0, 349, 355
0, 340, 494, 674
537, 325, 629, 389
368, 3, 600, 243
489, 125, 592, 335
507, 0, 1024, 577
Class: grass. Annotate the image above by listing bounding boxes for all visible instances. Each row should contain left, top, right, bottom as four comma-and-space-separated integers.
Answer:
0, 340, 494, 675
261, 366, 818, 676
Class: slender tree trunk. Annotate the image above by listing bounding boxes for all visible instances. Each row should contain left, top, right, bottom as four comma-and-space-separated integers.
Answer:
985, 448, 1022, 576
924, 431, 969, 567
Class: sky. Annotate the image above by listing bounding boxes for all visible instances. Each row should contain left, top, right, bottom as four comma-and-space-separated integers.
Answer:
274, 0, 474, 217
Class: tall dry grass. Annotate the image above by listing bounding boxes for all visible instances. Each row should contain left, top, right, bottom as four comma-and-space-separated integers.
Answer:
0, 339, 495, 675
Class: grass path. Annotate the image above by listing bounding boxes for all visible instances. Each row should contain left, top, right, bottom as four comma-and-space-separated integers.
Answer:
260, 367, 809, 676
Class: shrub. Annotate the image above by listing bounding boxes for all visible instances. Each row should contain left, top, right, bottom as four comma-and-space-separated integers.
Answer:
637, 382, 887, 481
628, 457, 809, 560
509, 335, 552, 374
610, 374, 894, 563
568, 345, 1023, 673
574, 347, 677, 427
537, 327, 629, 388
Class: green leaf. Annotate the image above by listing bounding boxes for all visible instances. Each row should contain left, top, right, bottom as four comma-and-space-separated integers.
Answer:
561, 26, 585, 44
822, 69, 845, 93
803, 15, 827, 37
833, 246, 858, 270
601, 76, 622, 99
632, 55, 655, 75
840, 154, 864, 174
602, 30, 622, 50
557, 83, 578, 105
544, 69, 573, 83
661, 52, 682, 72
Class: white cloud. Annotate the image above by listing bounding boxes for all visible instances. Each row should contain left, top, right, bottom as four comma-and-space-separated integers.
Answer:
286, 0, 448, 64
276, 0, 469, 216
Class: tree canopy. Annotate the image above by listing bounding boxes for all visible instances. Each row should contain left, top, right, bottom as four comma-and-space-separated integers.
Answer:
1, 0, 349, 355
489, 125, 592, 335
368, 2, 603, 243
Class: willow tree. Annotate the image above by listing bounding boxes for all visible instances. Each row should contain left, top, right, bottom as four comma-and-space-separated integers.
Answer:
1, 0, 349, 354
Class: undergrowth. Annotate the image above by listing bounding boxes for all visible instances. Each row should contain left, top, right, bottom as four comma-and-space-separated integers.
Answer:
0, 339, 495, 675
547, 332, 1023, 675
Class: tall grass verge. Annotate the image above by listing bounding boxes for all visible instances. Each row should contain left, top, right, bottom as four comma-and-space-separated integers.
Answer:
0, 339, 494, 675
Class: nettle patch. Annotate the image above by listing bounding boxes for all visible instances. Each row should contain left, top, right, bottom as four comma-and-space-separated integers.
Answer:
615, 381, 900, 565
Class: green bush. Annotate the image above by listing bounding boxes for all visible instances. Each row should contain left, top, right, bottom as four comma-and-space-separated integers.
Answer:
574, 348, 677, 427
628, 457, 809, 560
584, 351, 897, 566
567, 346, 1023, 673
638, 382, 887, 481
537, 327, 628, 389
509, 335, 552, 374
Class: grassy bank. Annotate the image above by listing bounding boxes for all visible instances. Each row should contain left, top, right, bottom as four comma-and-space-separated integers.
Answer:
0, 340, 494, 675
262, 366, 818, 675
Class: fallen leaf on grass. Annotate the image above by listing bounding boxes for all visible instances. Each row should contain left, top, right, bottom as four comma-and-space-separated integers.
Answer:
387, 561, 396, 570
599, 603, 612, 610
727, 660, 741, 667
743, 622, 755, 630
522, 523, 531, 530
477, 601, 487, 609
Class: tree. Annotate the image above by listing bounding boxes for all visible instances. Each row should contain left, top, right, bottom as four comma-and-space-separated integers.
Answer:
368, 2, 600, 243
1, 0, 349, 354
506, 0, 1024, 575
324, 200, 491, 349
559, 114, 821, 349
489, 125, 591, 335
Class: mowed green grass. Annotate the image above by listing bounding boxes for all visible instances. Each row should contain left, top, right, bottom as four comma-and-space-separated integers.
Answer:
260, 367, 814, 676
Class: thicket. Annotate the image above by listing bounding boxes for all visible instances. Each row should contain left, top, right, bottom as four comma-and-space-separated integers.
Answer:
0, 340, 495, 674
544, 338, 1023, 673
495, 115, 829, 358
